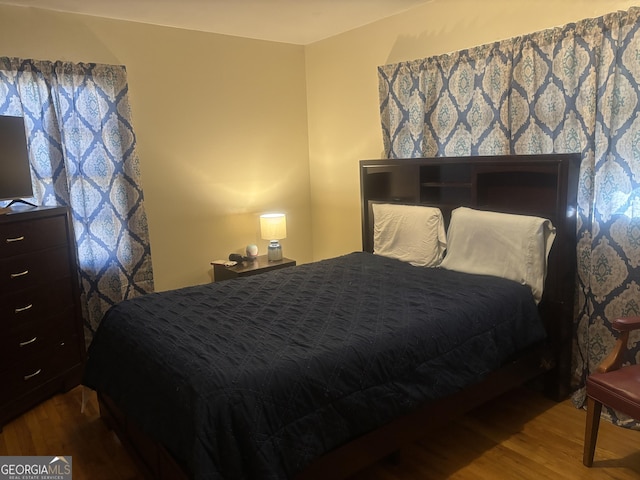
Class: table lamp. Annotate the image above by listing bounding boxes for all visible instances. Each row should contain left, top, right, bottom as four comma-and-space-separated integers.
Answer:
260, 213, 287, 261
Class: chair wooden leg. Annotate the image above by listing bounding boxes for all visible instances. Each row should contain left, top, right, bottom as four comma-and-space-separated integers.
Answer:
583, 396, 603, 467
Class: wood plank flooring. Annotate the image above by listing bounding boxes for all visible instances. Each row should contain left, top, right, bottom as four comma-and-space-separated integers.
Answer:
0, 386, 638, 479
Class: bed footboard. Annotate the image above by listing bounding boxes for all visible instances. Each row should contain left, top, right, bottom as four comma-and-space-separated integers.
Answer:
98, 393, 190, 480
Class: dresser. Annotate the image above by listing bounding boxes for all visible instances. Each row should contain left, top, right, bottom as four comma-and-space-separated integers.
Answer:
0, 206, 85, 430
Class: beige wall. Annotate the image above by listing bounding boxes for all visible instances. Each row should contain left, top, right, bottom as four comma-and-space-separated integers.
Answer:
305, 0, 640, 261
2, 1, 639, 290
0, 5, 312, 291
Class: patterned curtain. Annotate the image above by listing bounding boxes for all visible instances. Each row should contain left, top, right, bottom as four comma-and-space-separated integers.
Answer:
379, 8, 640, 426
0, 58, 154, 342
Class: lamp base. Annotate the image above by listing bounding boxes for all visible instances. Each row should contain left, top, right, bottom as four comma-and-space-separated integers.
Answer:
267, 240, 283, 262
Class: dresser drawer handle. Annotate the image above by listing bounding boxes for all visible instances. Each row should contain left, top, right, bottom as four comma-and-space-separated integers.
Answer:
6, 235, 25, 243
19, 336, 37, 347
15, 303, 33, 313
24, 369, 42, 380
10, 270, 29, 279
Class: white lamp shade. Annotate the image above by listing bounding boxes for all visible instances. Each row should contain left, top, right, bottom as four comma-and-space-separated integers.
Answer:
260, 213, 287, 240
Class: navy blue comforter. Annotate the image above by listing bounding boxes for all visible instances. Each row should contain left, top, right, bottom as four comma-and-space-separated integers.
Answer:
83, 252, 545, 479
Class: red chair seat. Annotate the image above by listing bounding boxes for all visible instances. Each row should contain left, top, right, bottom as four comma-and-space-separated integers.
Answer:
586, 364, 640, 420
583, 317, 640, 467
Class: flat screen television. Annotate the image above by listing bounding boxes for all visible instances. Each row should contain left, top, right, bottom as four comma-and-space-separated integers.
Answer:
0, 115, 34, 203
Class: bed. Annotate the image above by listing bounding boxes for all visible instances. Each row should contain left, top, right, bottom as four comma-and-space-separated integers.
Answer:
83, 153, 580, 480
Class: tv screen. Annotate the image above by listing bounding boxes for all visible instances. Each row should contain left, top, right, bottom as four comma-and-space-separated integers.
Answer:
0, 115, 34, 202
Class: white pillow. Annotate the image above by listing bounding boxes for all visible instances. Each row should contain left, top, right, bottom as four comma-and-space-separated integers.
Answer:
372, 203, 446, 267
439, 207, 556, 304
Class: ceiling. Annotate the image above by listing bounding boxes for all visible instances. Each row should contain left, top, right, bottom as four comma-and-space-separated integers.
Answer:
0, 0, 432, 45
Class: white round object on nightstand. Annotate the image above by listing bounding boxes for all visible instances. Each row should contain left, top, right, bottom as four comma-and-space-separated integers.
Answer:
246, 244, 259, 259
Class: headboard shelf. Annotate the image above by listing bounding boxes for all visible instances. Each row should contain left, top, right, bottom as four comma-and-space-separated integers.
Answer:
361, 154, 580, 252
421, 184, 473, 206
421, 182, 473, 187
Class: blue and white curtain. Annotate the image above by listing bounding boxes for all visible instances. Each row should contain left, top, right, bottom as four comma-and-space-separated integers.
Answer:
0, 58, 154, 342
379, 8, 640, 425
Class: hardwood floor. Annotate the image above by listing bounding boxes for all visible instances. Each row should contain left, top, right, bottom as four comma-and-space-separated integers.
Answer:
0, 386, 638, 479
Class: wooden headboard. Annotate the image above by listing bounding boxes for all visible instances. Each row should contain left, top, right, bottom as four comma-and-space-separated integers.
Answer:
359, 154, 580, 399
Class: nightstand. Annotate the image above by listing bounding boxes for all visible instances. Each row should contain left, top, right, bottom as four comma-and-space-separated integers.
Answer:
212, 255, 296, 282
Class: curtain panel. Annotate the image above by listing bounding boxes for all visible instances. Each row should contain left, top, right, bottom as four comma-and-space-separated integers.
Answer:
0, 58, 154, 342
379, 8, 640, 426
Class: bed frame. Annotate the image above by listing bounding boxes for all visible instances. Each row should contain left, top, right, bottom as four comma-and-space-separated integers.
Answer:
97, 153, 580, 480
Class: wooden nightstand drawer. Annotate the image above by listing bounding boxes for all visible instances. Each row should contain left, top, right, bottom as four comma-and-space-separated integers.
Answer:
0, 214, 68, 258
212, 255, 296, 282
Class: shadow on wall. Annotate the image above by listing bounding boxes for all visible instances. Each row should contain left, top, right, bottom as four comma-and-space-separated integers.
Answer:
1, 5, 122, 64
383, 0, 559, 66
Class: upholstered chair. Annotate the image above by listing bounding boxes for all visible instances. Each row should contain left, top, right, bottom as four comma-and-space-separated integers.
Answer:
583, 316, 640, 466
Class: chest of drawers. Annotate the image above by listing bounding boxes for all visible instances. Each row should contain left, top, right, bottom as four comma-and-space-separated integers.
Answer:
0, 206, 85, 430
